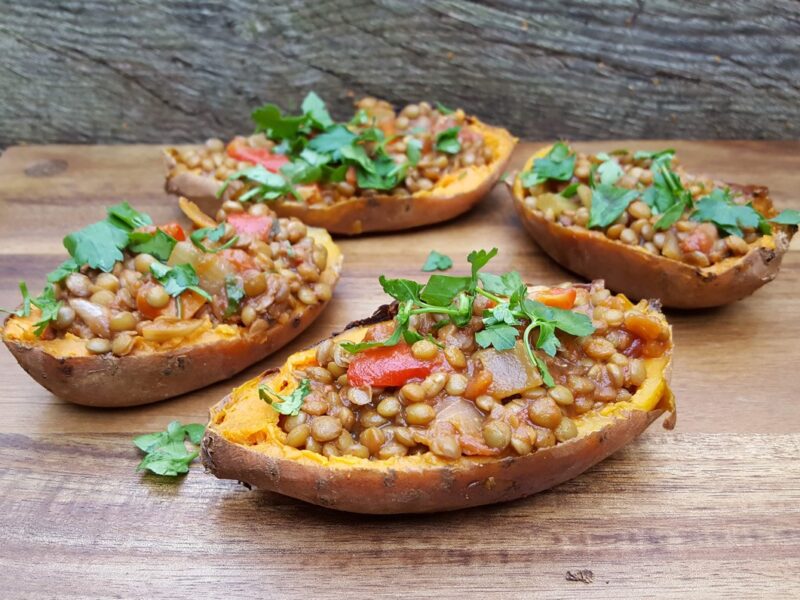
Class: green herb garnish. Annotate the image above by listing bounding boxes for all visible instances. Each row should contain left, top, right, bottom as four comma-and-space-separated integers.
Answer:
150, 263, 212, 302
134, 421, 205, 477
190, 223, 238, 254
435, 126, 462, 154
224, 275, 245, 318
435, 101, 455, 115
520, 142, 576, 188
422, 250, 453, 272
259, 379, 311, 416
342, 249, 594, 386
128, 229, 178, 261
588, 185, 640, 229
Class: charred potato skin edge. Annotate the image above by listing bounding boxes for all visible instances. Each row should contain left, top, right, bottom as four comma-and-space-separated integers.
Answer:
164, 118, 517, 235
511, 145, 796, 309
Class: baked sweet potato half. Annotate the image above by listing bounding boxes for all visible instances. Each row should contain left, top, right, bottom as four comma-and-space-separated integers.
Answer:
512, 144, 799, 308
1, 199, 342, 407
202, 249, 675, 513
165, 94, 516, 235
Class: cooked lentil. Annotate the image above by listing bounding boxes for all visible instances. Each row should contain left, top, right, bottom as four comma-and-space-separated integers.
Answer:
275, 281, 670, 461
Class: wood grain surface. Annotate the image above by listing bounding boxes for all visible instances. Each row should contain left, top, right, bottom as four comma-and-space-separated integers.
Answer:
0, 141, 798, 598
2, 1, 800, 146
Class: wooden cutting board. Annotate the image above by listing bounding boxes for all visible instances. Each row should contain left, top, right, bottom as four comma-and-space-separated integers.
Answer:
1, 141, 798, 599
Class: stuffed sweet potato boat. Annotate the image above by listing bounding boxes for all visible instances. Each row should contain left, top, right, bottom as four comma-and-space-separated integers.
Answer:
202, 249, 675, 513
165, 94, 516, 235
512, 144, 799, 308
1, 199, 342, 407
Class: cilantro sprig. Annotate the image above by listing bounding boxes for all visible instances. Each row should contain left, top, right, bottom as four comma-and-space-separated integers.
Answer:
220, 92, 467, 204
422, 250, 453, 272
259, 379, 312, 416
134, 421, 205, 477
150, 263, 212, 305
189, 223, 238, 254
520, 142, 576, 188
342, 249, 594, 386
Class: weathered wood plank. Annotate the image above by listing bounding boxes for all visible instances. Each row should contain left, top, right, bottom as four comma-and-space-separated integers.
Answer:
1, 433, 799, 598
0, 141, 799, 598
1, 1, 799, 145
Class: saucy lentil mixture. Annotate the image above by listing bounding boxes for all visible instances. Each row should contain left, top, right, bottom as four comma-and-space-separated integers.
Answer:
167, 94, 491, 213
5, 202, 336, 356
263, 250, 670, 461
519, 144, 799, 268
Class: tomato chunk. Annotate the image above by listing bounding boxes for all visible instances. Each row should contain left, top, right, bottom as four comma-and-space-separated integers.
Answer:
139, 223, 186, 242
226, 213, 273, 241
227, 142, 289, 172
347, 343, 437, 387
535, 287, 576, 309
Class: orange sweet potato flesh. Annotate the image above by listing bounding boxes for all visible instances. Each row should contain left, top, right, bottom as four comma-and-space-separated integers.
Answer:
164, 118, 517, 235
201, 297, 675, 514
1, 229, 343, 408
511, 146, 796, 309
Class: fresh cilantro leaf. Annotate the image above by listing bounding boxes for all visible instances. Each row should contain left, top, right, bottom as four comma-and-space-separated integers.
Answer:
46, 258, 79, 284
561, 182, 580, 198
349, 108, 370, 126
63, 219, 130, 272
478, 271, 524, 297
482, 302, 520, 327
251, 103, 307, 141
435, 101, 455, 115
307, 125, 357, 157
422, 251, 453, 272
128, 229, 177, 261
190, 223, 238, 254
420, 275, 472, 307
134, 420, 205, 477
467, 248, 498, 286
379, 276, 424, 303
340, 143, 375, 173
690, 188, 765, 237
107, 202, 153, 230
220, 165, 301, 203
1, 281, 32, 317
30, 284, 62, 336
406, 138, 422, 166
770, 209, 800, 226
597, 159, 624, 186
150, 262, 212, 302
435, 127, 461, 154
588, 184, 639, 229
259, 379, 311, 416
224, 275, 245, 318
520, 142, 575, 187
301, 91, 334, 130
475, 324, 519, 351
634, 149, 675, 165
655, 201, 687, 231
355, 155, 407, 191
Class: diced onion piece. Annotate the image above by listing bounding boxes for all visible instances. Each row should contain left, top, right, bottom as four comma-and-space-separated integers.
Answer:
473, 342, 543, 399
68, 298, 111, 338
140, 318, 204, 342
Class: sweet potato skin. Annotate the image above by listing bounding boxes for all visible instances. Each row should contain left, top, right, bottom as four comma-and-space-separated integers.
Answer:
511, 147, 796, 308
1, 231, 343, 407
164, 119, 517, 235
200, 297, 674, 514
3, 300, 331, 407
201, 402, 665, 514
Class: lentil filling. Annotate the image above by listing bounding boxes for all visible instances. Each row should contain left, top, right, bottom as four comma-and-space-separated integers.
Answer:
167, 95, 491, 213
261, 266, 670, 461
519, 144, 797, 268
3, 201, 338, 356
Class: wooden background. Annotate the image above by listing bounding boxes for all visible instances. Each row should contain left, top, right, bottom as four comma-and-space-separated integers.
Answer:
0, 140, 798, 598
2, 1, 800, 146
